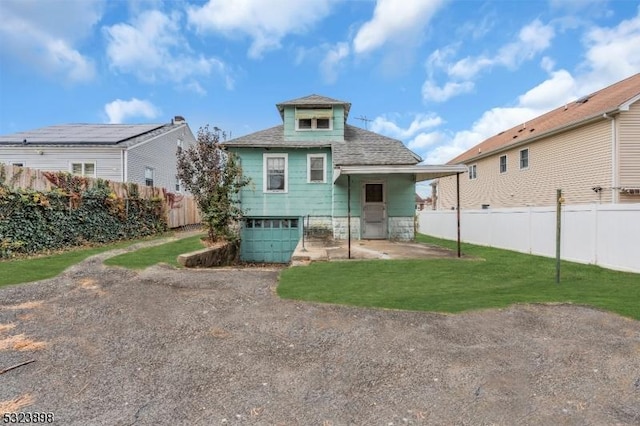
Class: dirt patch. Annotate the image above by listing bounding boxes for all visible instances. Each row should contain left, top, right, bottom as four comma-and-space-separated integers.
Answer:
0, 244, 639, 425
0, 323, 15, 333
3, 301, 43, 310
0, 394, 34, 414
0, 334, 47, 351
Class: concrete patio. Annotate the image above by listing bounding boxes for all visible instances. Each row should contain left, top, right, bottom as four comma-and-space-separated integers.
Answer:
291, 237, 461, 265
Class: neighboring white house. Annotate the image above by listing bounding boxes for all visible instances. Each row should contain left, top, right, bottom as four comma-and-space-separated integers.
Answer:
0, 116, 197, 192
434, 73, 640, 209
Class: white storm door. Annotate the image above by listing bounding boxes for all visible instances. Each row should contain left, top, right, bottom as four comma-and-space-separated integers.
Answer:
362, 182, 386, 239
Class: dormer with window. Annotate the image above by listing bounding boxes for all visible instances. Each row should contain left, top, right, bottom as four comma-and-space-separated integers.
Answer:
295, 107, 333, 131
277, 94, 351, 142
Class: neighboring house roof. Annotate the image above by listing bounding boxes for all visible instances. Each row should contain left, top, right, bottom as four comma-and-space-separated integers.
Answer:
449, 72, 640, 164
0, 123, 182, 147
225, 124, 421, 166
276, 94, 352, 120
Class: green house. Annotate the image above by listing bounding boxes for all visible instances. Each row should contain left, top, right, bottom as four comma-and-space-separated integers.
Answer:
225, 95, 466, 263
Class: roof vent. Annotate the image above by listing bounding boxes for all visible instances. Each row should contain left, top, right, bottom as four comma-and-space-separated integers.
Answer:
575, 96, 590, 104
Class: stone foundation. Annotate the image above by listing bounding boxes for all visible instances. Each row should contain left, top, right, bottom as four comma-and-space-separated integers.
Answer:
177, 241, 239, 267
332, 217, 361, 240
388, 217, 415, 240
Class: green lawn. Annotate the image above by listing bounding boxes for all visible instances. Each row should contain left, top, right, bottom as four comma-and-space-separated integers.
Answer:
0, 234, 171, 288
278, 234, 640, 320
104, 234, 206, 269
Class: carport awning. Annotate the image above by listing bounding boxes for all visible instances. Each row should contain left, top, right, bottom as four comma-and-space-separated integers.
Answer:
333, 164, 468, 183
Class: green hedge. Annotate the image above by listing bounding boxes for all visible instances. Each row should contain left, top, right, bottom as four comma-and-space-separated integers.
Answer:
0, 177, 167, 258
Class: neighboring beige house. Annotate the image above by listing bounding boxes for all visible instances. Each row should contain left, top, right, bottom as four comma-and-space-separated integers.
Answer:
0, 117, 197, 192
434, 73, 640, 209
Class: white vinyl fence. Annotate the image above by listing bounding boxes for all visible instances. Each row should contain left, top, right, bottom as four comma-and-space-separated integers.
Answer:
418, 204, 640, 274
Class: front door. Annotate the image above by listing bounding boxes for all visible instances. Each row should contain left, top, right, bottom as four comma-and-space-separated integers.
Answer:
362, 182, 386, 239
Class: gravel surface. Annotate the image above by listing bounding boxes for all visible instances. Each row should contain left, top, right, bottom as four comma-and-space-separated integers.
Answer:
1, 243, 640, 425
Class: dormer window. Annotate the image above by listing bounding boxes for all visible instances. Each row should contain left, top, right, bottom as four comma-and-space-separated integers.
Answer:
295, 107, 333, 131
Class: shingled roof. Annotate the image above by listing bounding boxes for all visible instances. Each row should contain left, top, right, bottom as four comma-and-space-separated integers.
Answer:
225, 124, 421, 166
276, 94, 352, 120
0, 122, 182, 147
449, 72, 640, 164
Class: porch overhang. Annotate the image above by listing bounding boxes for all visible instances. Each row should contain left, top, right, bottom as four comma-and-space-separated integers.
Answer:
333, 164, 467, 183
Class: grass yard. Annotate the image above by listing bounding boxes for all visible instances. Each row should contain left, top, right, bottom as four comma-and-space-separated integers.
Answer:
0, 234, 171, 288
104, 234, 206, 269
278, 234, 640, 320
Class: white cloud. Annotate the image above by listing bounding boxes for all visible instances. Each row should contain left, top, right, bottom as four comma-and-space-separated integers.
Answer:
0, 0, 101, 82
353, 0, 446, 54
448, 19, 555, 79
320, 42, 350, 84
408, 131, 448, 152
577, 9, 640, 93
422, 80, 475, 102
423, 19, 555, 103
371, 113, 443, 139
104, 10, 232, 92
402, 7, 640, 166
517, 69, 576, 110
187, 0, 334, 59
104, 98, 160, 124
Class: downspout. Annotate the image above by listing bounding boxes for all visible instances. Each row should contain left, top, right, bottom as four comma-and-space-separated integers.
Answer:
347, 175, 351, 260
603, 113, 618, 203
121, 149, 126, 182
456, 172, 461, 258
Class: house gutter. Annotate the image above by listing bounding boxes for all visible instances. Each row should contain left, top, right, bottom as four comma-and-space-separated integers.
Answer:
603, 112, 618, 203
454, 108, 622, 164
333, 164, 468, 183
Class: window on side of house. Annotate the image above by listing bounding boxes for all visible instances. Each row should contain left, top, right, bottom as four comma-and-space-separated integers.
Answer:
145, 167, 154, 187
519, 148, 529, 170
468, 164, 477, 180
177, 139, 183, 154
71, 162, 96, 177
174, 175, 181, 192
307, 154, 326, 183
264, 153, 288, 193
499, 155, 507, 173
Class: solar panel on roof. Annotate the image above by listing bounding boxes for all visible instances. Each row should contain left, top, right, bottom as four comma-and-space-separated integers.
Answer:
0, 124, 164, 144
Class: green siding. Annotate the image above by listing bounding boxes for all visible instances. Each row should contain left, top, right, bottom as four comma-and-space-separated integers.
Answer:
333, 174, 416, 217
386, 174, 417, 216
283, 105, 345, 142
231, 147, 333, 217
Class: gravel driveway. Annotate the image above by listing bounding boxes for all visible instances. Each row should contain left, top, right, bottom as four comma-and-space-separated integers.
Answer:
1, 244, 640, 425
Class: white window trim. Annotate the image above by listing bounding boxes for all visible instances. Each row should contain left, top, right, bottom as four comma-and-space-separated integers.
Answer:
70, 162, 97, 178
144, 166, 155, 187
263, 153, 288, 193
307, 153, 327, 183
468, 164, 477, 180
295, 117, 334, 131
519, 148, 530, 170
499, 154, 508, 174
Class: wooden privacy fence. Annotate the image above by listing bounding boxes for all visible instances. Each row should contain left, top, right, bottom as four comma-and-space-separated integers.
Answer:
1, 164, 201, 229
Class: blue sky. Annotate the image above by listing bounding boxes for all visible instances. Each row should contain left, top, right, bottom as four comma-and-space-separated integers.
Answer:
1, 0, 639, 195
